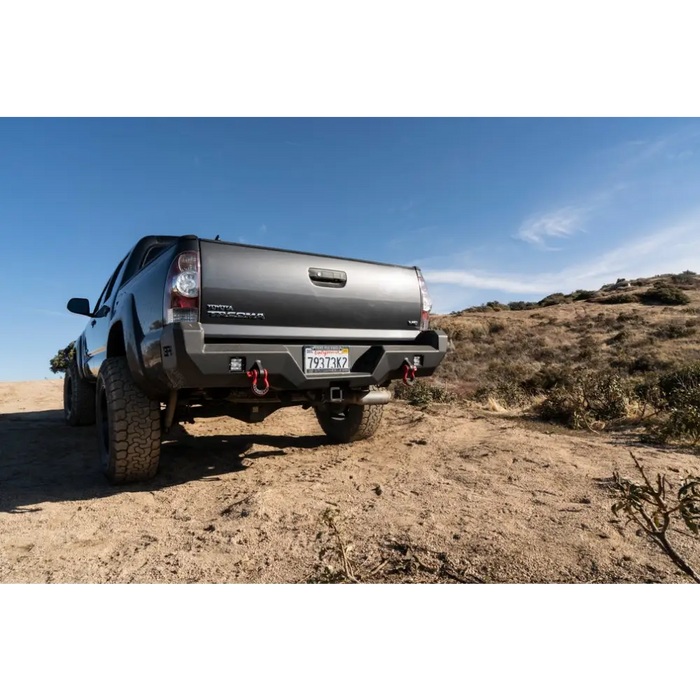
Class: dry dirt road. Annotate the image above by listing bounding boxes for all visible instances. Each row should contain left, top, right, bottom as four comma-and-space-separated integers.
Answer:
2, 380, 699, 583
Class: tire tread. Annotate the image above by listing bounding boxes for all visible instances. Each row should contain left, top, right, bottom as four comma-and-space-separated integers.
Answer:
98, 357, 161, 484
64, 361, 96, 426
315, 403, 384, 443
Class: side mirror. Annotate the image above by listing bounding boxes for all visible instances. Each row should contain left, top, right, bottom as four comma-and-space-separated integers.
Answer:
67, 298, 92, 317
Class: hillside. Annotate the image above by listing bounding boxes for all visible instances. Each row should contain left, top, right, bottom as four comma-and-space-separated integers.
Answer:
422, 272, 700, 442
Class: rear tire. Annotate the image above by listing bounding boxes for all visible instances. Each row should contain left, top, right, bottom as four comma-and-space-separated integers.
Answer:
64, 360, 96, 426
96, 357, 161, 484
314, 403, 384, 443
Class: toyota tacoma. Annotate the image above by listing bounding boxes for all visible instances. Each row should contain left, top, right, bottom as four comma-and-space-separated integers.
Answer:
64, 235, 447, 483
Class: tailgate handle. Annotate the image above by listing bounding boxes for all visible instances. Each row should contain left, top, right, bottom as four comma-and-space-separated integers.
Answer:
308, 267, 347, 287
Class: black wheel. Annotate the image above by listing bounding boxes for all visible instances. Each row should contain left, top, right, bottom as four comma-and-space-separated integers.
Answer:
64, 360, 96, 426
96, 357, 161, 484
314, 403, 384, 443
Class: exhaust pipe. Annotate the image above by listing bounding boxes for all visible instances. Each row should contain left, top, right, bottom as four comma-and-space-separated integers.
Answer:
344, 388, 392, 406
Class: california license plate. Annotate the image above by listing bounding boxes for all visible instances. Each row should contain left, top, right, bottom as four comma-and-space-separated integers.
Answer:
304, 346, 350, 374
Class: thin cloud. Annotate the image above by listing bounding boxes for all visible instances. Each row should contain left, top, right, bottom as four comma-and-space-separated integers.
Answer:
388, 200, 416, 214
515, 205, 588, 250
671, 149, 693, 161
615, 128, 700, 168
423, 212, 700, 310
33, 309, 70, 318
515, 128, 700, 252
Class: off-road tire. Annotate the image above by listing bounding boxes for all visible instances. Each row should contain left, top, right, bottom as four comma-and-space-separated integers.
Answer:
96, 357, 161, 484
314, 403, 384, 443
64, 360, 96, 426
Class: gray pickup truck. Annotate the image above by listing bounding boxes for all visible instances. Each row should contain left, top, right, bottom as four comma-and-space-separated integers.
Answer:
64, 235, 447, 483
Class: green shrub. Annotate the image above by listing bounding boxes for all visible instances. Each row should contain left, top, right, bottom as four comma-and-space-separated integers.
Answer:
642, 364, 700, 445
507, 300, 536, 311
591, 293, 637, 305
638, 284, 691, 306
488, 320, 507, 334
572, 289, 598, 301
49, 341, 76, 374
634, 379, 664, 414
655, 405, 700, 445
538, 293, 571, 307
657, 364, 700, 408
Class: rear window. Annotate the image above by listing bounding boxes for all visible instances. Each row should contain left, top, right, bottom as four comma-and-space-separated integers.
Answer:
141, 244, 169, 269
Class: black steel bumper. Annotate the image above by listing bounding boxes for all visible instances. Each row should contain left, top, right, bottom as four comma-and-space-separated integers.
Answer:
155, 324, 448, 392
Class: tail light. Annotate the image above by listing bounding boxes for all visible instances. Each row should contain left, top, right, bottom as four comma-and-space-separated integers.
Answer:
416, 268, 432, 330
164, 250, 200, 324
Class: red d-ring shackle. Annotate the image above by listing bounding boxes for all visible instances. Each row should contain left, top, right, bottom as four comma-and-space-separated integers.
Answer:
402, 359, 417, 386
247, 365, 270, 396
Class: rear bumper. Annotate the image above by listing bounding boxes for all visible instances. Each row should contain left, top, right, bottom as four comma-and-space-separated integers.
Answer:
156, 324, 447, 392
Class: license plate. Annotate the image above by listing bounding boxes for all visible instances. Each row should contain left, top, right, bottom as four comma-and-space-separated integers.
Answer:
304, 346, 350, 374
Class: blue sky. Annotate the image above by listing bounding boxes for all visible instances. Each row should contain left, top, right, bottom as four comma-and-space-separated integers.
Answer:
2, 117, 700, 381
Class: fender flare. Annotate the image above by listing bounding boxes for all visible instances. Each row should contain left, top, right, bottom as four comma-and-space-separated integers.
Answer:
109, 294, 151, 397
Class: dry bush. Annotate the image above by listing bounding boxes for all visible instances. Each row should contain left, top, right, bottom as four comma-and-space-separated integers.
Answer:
536, 372, 633, 429
669, 271, 700, 289
616, 310, 645, 325
393, 379, 456, 407
430, 317, 469, 341
576, 334, 599, 362
653, 321, 697, 340
607, 329, 632, 345
628, 353, 674, 375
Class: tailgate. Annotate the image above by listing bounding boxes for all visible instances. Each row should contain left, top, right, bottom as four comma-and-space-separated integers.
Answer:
199, 240, 421, 332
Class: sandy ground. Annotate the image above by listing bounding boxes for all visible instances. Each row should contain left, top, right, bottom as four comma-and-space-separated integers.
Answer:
1, 380, 700, 583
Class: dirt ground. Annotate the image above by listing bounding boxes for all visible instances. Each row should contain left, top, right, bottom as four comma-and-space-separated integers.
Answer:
2, 380, 699, 583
